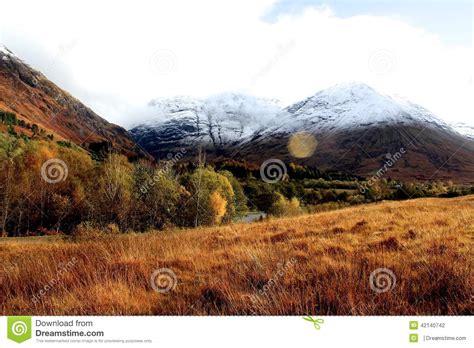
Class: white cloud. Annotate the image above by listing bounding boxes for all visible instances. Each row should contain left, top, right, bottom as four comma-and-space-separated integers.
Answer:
0, 0, 471, 128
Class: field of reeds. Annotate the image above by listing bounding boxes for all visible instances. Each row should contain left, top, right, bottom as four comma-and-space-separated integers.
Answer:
1, 196, 473, 315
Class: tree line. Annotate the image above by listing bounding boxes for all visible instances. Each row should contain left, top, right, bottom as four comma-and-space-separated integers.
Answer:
0, 132, 247, 237
1, 130, 473, 237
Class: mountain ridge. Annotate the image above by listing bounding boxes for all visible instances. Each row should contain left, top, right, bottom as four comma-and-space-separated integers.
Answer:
130, 83, 474, 183
0, 45, 143, 158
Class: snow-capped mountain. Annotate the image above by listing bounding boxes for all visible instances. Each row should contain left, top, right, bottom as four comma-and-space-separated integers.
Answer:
130, 83, 474, 182
132, 84, 463, 149
130, 94, 287, 158
283, 83, 454, 134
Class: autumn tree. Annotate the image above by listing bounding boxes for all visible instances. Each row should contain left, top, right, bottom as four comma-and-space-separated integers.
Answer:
219, 170, 248, 218
181, 167, 235, 226
92, 153, 133, 230
131, 160, 184, 230
0, 134, 24, 236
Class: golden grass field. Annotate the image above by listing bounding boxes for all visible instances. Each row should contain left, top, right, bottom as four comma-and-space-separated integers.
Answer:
1, 196, 473, 315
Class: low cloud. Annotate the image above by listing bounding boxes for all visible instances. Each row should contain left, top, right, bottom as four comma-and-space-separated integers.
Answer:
132, 93, 284, 130
0, 0, 471, 127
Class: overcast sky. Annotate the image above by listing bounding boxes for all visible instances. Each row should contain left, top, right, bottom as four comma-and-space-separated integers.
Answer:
0, 0, 472, 128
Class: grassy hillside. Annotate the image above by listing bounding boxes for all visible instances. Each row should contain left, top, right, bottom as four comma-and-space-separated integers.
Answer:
0, 49, 139, 157
0, 196, 472, 315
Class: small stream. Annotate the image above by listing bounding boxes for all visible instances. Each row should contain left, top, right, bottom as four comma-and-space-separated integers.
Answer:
238, 211, 266, 223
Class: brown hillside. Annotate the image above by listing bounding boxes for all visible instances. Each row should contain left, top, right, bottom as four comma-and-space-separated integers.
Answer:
0, 47, 140, 157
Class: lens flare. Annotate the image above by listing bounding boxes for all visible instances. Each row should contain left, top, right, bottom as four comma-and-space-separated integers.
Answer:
287, 132, 317, 158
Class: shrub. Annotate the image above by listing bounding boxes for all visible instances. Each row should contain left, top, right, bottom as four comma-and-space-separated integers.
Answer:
254, 191, 281, 213
268, 193, 301, 217
105, 223, 121, 235
71, 222, 102, 240
302, 189, 322, 205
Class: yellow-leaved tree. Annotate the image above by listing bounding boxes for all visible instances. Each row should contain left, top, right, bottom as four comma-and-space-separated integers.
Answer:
210, 191, 227, 224
181, 167, 235, 226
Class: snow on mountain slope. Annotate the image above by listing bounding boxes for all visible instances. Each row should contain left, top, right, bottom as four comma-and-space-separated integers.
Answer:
130, 83, 470, 161
451, 122, 474, 139
130, 94, 287, 156
0, 45, 16, 57
282, 83, 454, 134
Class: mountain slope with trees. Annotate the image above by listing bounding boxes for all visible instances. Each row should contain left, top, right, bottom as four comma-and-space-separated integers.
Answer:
0, 45, 141, 158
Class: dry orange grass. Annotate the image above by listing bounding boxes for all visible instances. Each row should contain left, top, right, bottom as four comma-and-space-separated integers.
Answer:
1, 196, 473, 315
